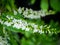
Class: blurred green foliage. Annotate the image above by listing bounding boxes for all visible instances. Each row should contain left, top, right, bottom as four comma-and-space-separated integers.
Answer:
0, 0, 16, 12
41, 0, 48, 11
29, 0, 36, 5
29, 0, 60, 12
0, 0, 60, 12
50, 0, 60, 12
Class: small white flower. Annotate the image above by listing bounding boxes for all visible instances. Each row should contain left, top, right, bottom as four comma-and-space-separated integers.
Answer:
17, 20, 23, 24
4, 21, 12, 26
41, 11, 46, 17
25, 28, 30, 31
40, 25, 43, 29
23, 21, 28, 26
13, 23, 21, 29
10, 16, 13, 19
23, 11, 28, 15
18, 7, 22, 14
34, 25, 38, 28
25, 8, 29, 11
12, 18, 18, 23
39, 30, 44, 34
33, 28, 38, 33
29, 9, 33, 14
14, 10, 17, 15
21, 26, 26, 30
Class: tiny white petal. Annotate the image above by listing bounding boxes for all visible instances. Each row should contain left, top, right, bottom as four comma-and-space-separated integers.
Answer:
14, 10, 17, 15
21, 26, 26, 30
18, 7, 22, 14
25, 28, 30, 31
13, 23, 20, 29
33, 28, 38, 33
4, 21, 12, 26
39, 30, 44, 34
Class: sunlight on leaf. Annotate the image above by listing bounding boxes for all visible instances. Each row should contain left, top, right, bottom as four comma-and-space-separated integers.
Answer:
30, 0, 36, 5
41, 0, 48, 11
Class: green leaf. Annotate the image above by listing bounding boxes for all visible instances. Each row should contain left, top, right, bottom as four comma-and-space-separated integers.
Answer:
50, 0, 60, 11
6, 4, 11, 11
8, 31, 18, 45
41, 0, 48, 11
30, 0, 36, 5
21, 38, 34, 45
24, 31, 32, 38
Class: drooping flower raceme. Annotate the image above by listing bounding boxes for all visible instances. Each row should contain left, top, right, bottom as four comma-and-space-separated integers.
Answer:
17, 7, 55, 19
0, 7, 57, 34
0, 14, 57, 34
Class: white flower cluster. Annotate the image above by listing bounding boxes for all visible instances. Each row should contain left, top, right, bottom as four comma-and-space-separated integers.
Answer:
0, 15, 54, 34
0, 36, 10, 45
14, 7, 55, 19
3, 18, 44, 34
22, 8, 42, 19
